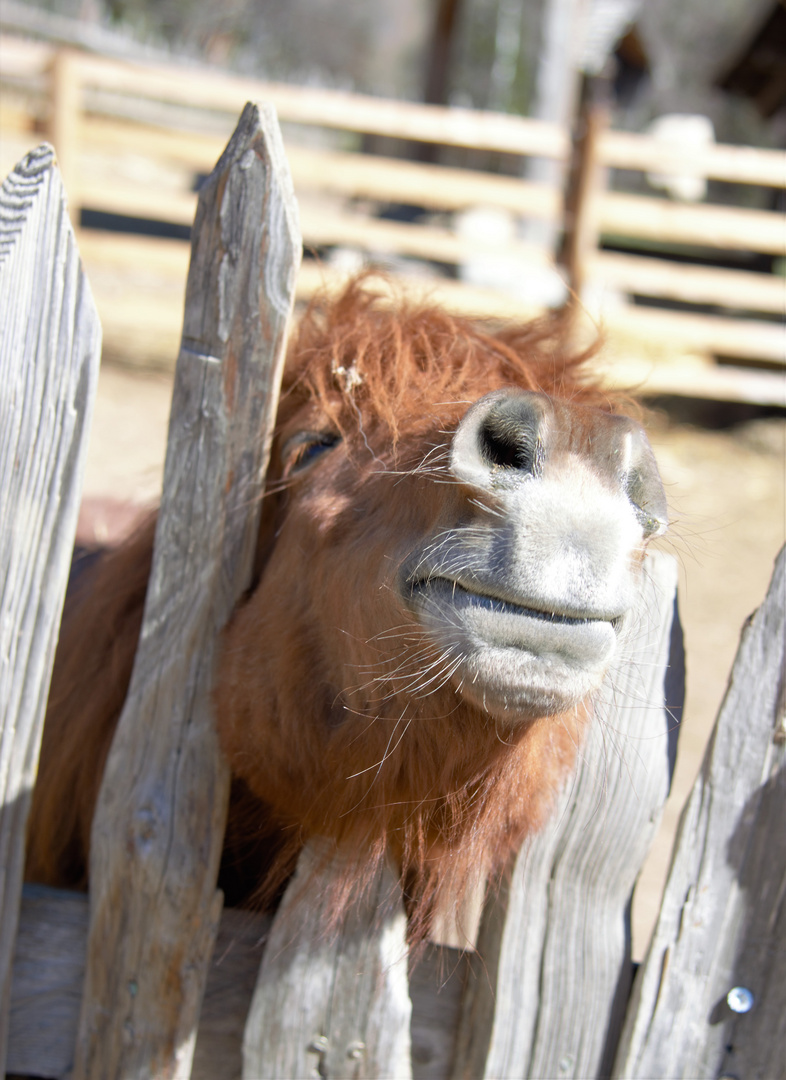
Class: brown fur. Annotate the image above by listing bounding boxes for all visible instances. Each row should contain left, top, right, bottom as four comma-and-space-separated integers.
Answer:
26, 277, 635, 942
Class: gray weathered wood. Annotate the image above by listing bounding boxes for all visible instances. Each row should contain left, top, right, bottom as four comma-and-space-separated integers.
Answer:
73, 102, 301, 1080
0, 143, 100, 1072
613, 544, 786, 1080
452, 549, 682, 1080
7, 886, 87, 1078
7, 885, 270, 1080
409, 947, 471, 1080
7, 884, 464, 1080
242, 841, 413, 1080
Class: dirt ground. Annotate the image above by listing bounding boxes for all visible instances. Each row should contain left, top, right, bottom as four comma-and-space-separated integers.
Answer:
78, 363, 786, 961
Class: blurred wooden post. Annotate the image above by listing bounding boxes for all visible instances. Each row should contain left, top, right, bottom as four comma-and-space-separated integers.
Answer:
73, 102, 301, 1080
47, 49, 82, 222
559, 74, 609, 305
0, 144, 101, 1071
613, 544, 786, 1079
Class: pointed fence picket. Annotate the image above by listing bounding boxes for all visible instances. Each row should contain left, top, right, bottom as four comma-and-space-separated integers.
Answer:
0, 106, 783, 1080
0, 142, 101, 1070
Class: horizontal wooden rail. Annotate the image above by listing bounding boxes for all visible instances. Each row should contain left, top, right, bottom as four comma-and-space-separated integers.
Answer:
588, 252, 785, 315
298, 205, 554, 267
602, 356, 786, 407
70, 52, 570, 157
599, 129, 786, 189
1, 34, 784, 189
73, 148, 564, 224
64, 117, 786, 264
0, 33, 52, 79
7, 887, 269, 1080
80, 110, 228, 169
75, 229, 190, 274
293, 259, 547, 320
72, 231, 784, 372
287, 147, 563, 216
599, 192, 785, 255
72, 184, 555, 272
604, 305, 784, 364
75, 179, 197, 225
3, 35, 783, 401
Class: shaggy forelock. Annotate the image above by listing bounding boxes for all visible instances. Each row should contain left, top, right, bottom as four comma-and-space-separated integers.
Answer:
277, 275, 631, 448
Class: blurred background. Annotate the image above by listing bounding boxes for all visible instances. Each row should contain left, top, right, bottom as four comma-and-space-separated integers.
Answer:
1, 0, 784, 958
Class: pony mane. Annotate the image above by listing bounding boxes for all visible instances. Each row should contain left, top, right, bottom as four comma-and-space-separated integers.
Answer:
278, 274, 632, 449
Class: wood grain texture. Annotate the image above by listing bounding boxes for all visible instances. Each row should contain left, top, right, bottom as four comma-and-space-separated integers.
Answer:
8, 888, 465, 1080
7, 886, 88, 1078
7, 885, 270, 1080
73, 102, 300, 1080
452, 550, 683, 1080
0, 143, 100, 1071
242, 842, 413, 1080
613, 545, 786, 1080
409, 947, 471, 1080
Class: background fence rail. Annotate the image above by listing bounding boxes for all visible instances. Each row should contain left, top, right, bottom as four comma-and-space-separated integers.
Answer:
1, 33, 784, 402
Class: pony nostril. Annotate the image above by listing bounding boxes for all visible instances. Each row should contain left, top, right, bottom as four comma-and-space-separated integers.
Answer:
479, 414, 542, 475
450, 390, 548, 489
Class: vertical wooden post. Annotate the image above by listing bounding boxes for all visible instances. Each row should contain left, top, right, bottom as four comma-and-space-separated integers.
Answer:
47, 49, 82, 224
243, 843, 412, 1080
559, 73, 609, 305
452, 550, 683, 1080
73, 103, 301, 1080
0, 144, 101, 1071
613, 545, 786, 1079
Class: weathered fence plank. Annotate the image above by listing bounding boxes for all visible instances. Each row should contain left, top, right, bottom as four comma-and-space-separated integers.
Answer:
452, 549, 683, 1080
0, 143, 100, 1071
7, 885, 270, 1080
242, 842, 413, 1080
613, 544, 786, 1080
8, 884, 466, 1080
73, 102, 300, 1079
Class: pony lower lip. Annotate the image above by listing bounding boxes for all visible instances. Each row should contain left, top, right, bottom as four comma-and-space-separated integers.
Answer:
410, 577, 610, 627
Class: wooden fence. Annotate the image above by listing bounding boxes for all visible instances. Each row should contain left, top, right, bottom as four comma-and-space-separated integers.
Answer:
0, 34, 784, 404
1, 106, 785, 1080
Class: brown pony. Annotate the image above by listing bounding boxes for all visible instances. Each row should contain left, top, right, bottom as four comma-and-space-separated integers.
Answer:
26, 278, 667, 942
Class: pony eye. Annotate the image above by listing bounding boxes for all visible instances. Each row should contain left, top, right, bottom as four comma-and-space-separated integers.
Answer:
282, 431, 341, 476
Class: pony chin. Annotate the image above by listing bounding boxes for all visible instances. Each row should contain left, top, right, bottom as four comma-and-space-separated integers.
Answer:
448, 646, 612, 724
